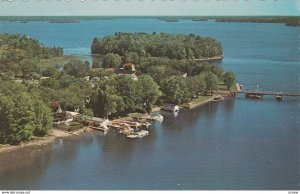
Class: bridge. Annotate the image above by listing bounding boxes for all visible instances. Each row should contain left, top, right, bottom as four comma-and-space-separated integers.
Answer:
237, 90, 300, 97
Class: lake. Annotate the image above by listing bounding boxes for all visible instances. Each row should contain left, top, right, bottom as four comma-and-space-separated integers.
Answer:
0, 19, 299, 190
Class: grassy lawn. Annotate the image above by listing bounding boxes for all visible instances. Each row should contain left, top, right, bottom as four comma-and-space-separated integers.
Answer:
218, 83, 237, 91
191, 96, 211, 104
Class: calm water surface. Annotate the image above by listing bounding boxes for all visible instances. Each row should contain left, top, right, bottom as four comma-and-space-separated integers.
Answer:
0, 19, 299, 190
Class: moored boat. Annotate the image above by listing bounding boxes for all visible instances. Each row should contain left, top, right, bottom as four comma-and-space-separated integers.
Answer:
276, 95, 283, 101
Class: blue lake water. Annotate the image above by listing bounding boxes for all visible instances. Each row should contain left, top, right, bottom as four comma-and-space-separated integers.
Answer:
0, 19, 299, 190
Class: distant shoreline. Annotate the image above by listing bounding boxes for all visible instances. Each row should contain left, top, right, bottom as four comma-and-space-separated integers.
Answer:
0, 16, 298, 26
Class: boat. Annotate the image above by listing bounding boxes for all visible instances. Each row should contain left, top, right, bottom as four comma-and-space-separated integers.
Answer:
126, 134, 139, 139
126, 130, 149, 139
276, 95, 283, 101
136, 130, 149, 137
212, 96, 224, 101
150, 113, 164, 122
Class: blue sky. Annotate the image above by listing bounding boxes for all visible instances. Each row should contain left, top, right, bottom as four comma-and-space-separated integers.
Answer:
0, 0, 299, 16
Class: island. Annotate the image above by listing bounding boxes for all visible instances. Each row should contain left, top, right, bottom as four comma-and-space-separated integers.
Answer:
214, 16, 300, 27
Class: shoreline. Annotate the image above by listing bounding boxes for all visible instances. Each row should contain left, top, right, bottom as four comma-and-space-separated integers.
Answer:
0, 128, 91, 155
181, 95, 224, 109
0, 91, 233, 154
193, 56, 223, 62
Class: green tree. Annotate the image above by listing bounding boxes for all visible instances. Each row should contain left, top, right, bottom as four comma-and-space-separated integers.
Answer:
146, 65, 173, 83
114, 75, 137, 114
0, 80, 54, 144
136, 75, 161, 113
186, 74, 206, 97
91, 33, 223, 60
42, 67, 60, 78
0, 34, 63, 78
80, 108, 94, 117
90, 74, 161, 117
32, 98, 53, 136
102, 53, 122, 68
92, 56, 102, 68
124, 52, 140, 64
0, 96, 15, 144
0, 93, 35, 144
20, 59, 39, 79
205, 72, 219, 92
64, 60, 90, 78
223, 71, 236, 89
160, 76, 191, 104
40, 78, 60, 90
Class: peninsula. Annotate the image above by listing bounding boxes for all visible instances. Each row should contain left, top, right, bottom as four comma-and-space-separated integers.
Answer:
0, 32, 236, 149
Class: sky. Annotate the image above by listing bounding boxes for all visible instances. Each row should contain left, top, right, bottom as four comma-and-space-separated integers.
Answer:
0, 0, 299, 16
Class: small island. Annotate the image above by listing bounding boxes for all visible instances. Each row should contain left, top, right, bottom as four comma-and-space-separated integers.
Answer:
214, 16, 300, 27
0, 32, 236, 149
48, 19, 80, 24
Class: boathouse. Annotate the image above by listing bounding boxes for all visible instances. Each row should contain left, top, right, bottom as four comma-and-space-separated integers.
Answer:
161, 104, 179, 112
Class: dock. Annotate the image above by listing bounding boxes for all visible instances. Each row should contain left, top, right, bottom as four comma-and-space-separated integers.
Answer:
107, 118, 151, 138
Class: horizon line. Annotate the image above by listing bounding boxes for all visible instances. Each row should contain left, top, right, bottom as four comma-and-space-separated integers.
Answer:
0, 15, 299, 17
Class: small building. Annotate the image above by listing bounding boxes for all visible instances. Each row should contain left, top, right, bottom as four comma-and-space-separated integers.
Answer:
91, 77, 101, 82
161, 104, 179, 112
123, 63, 136, 72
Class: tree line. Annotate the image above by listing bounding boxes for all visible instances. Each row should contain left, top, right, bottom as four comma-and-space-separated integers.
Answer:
0, 34, 63, 79
91, 32, 223, 61
0, 81, 52, 144
90, 75, 161, 118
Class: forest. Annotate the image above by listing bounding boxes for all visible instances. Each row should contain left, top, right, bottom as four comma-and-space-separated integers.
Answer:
0, 33, 63, 79
91, 32, 223, 60
0, 33, 235, 145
